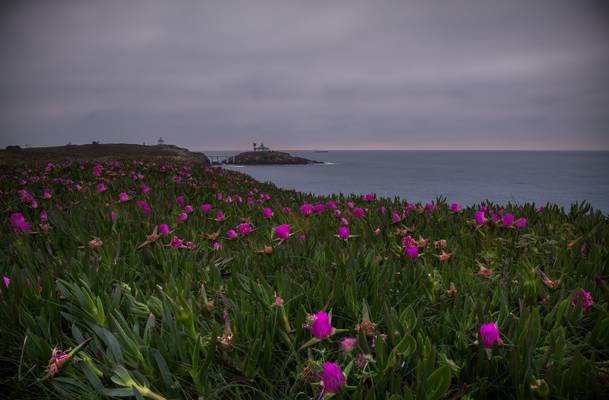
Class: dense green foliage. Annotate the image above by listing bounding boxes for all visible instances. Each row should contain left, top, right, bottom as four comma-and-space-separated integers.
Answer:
1, 159, 608, 399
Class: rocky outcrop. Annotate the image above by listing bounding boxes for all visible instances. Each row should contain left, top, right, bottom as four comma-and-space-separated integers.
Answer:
227, 151, 320, 165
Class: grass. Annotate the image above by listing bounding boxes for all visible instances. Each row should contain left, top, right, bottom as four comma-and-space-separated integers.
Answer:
0, 157, 608, 399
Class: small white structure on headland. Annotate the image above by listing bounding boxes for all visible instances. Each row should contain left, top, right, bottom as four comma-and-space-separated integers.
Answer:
158, 137, 165, 145
252, 142, 270, 152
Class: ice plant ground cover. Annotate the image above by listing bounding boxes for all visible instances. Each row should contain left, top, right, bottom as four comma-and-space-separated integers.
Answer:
1, 159, 608, 399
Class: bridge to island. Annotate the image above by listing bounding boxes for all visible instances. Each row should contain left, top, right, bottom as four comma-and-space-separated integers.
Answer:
207, 155, 235, 165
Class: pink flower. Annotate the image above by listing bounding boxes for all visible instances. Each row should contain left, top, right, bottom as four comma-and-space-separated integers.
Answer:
338, 226, 350, 240
118, 192, 129, 202
2, 276, 10, 288
96, 183, 107, 193
227, 229, 238, 240
176, 195, 185, 205
238, 223, 252, 236
334, 209, 342, 216
300, 233, 306, 241
274, 295, 284, 306
320, 362, 346, 394
326, 201, 337, 209
364, 193, 375, 201
200, 204, 212, 214
170, 236, 184, 248
111, 211, 117, 221
309, 204, 323, 215
502, 213, 514, 227
139, 183, 151, 193
450, 203, 460, 213
308, 311, 332, 339
474, 210, 487, 225
9, 213, 30, 234
262, 207, 274, 218
515, 217, 527, 229
42, 188, 52, 199
300, 203, 314, 216
379, 206, 386, 215
274, 224, 290, 240
340, 337, 357, 353
212, 242, 220, 251
405, 245, 418, 261
215, 211, 225, 221
340, 217, 349, 225
92, 163, 103, 177
75, 183, 82, 191
184, 205, 194, 214
392, 213, 401, 223
572, 289, 593, 311
353, 207, 365, 218
135, 200, 152, 214
158, 223, 170, 236
479, 322, 502, 348
40, 211, 48, 222
177, 212, 188, 223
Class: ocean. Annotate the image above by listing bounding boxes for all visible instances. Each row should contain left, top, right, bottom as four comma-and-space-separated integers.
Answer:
203, 151, 609, 213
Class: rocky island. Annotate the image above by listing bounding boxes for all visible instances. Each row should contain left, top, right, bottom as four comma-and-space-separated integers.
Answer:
225, 150, 321, 165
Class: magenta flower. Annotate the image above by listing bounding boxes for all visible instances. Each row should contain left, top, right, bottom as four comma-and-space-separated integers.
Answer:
176, 196, 185, 205
300, 203, 314, 216
474, 210, 487, 225
214, 211, 225, 221
135, 200, 152, 214
364, 193, 375, 201
200, 203, 212, 214
184, 205, 194, 214
572, 289, 593, 311
96, 183, 107, 193
238, 223, 252, 236
300, 233, 306, 241
392, 213, 401, 223
450, 203, 460, 213
353, 207, 365, 218
139, 183, 151, 193
479, 322, 502, 348
405, 245, 418, 261
170, 236, 184, 248
263, 207, 274, 218
340, 217, 349, 225
158, 223, 170, 236
320, 362, 346, 394
308, 311, 332, 339
379, 206, 386, 215
338, 226, 350, 240
118, 192, 129, 202
274, 224, 290, 240
326, 201, 337, 209
176, 212, 188, 223
111, 211, 117, 221
227, 229, 238, 240
2, 276, 10, 288
502, 213, 514, 227
40, 211, 48, 221
42, 188, 52, 199
212, 242, 220, 251
9, 213, 30, 234
515, 217, 527, 229
340, 337, 357, 353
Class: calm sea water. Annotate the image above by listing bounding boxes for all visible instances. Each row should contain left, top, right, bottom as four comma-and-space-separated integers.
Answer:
204, 151, 609, 213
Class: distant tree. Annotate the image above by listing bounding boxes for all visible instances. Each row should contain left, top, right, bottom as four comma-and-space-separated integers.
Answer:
92, 141, 100, 145
5, 145, 21, 150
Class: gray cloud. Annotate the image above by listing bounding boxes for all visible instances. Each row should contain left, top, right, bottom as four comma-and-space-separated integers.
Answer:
1, 0, 608, 149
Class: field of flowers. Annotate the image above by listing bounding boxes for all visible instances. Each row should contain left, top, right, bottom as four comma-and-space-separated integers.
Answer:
1, 158, 608, 399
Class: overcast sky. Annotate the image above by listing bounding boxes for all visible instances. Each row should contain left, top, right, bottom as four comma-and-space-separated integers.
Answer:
1, 0, 608, 150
